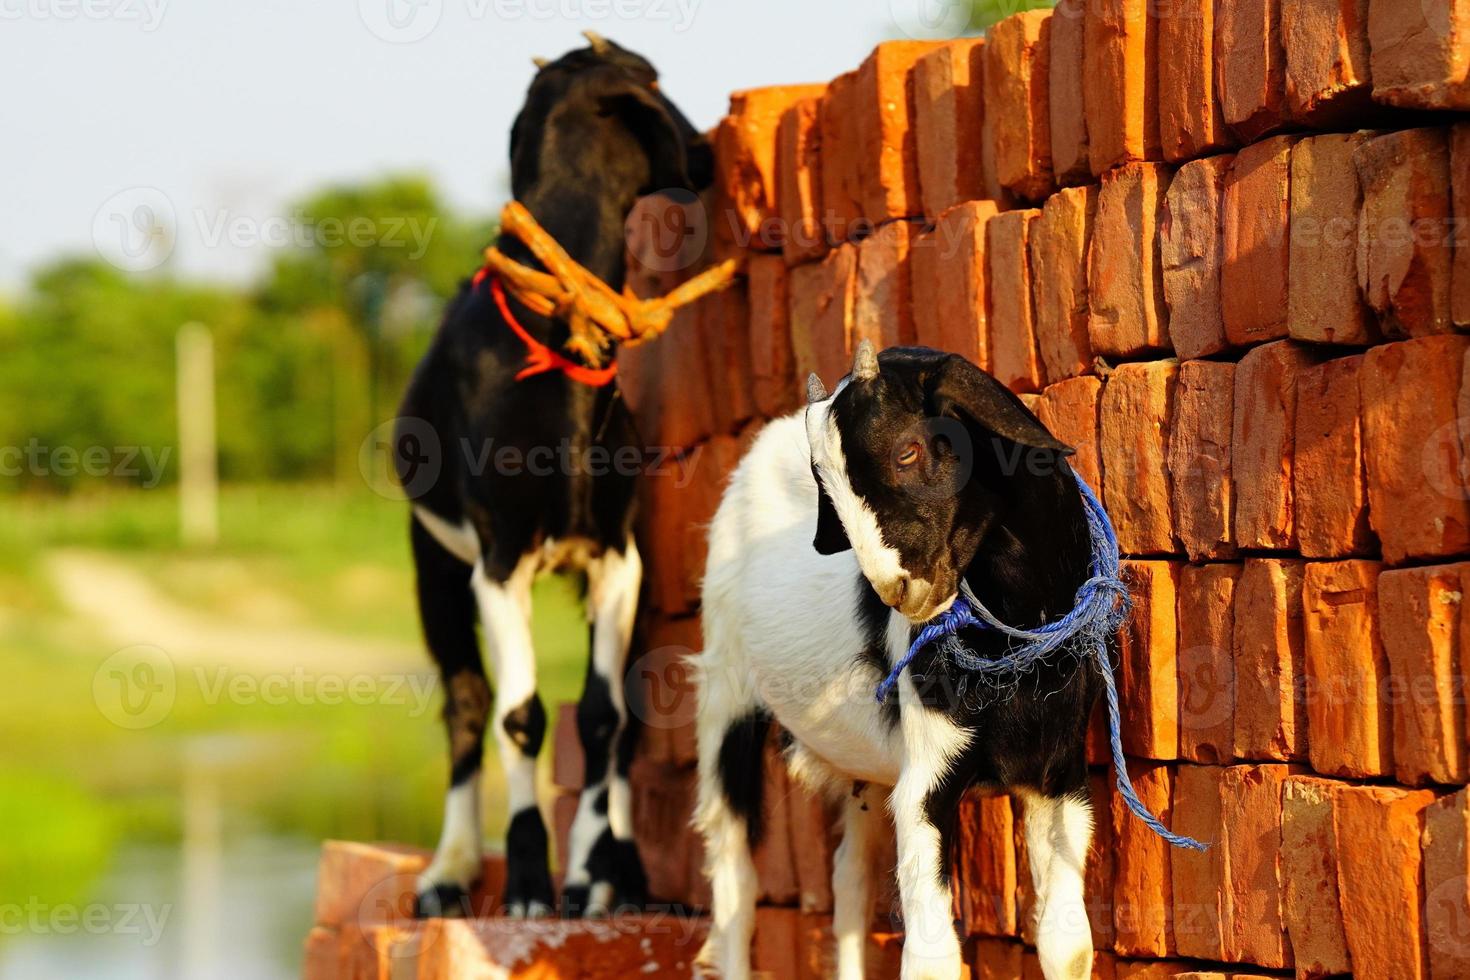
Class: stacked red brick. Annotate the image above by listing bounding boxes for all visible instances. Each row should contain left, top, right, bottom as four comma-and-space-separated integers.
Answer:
617, 3, 1470, 977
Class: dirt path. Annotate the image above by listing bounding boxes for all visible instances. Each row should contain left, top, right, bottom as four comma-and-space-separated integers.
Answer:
46, 549, 424, 675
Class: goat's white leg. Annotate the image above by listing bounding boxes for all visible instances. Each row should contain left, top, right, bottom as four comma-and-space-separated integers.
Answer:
1023, 791, 1094, 980
563, 541, 644, 916
833, 782, 879, 980
472, 556, 554, 918
891, 708, 970, 980
692, 629, 764, 980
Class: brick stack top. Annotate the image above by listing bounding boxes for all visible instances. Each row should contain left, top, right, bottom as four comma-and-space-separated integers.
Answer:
611, 2, 1470, 977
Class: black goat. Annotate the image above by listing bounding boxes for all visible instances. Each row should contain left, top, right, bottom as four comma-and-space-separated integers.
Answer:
394, 33, 712, 919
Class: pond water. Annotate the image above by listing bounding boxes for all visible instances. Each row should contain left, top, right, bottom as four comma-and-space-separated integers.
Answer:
0, 834, 321, 980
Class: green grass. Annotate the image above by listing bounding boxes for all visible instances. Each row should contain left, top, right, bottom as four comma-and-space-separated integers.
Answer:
0, 482, 592, 911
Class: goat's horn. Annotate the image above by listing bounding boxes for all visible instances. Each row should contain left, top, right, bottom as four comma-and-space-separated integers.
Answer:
806, 373, 828, 404
852, 339, 878, 381
582, 29, 611, 54
532, 56, 549, 68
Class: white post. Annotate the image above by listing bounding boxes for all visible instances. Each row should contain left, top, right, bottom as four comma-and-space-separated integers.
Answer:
176, 322, 218, 548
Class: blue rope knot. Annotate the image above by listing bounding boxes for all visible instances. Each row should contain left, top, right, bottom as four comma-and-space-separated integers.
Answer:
873, 470, 1208, 852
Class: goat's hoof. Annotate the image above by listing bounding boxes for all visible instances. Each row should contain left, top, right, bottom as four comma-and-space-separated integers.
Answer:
412, 882, 472, 919
502, 864, 555, 920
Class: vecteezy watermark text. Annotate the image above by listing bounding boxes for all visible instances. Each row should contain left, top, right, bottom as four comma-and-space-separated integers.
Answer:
0, 0, 168, 30
1, 441, 171, 488
0, 900, 172, 946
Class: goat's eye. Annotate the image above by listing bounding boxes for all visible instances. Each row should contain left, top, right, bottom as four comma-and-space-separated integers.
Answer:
896, 442, 922, 468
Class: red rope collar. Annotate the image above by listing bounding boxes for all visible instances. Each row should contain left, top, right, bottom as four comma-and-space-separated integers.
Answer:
473, 267, 619, 387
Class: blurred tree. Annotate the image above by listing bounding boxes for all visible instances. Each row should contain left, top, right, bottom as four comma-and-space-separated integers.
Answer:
0, 176, 495, 493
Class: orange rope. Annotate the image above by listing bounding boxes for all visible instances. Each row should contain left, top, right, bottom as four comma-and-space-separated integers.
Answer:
482, 201, 742, 369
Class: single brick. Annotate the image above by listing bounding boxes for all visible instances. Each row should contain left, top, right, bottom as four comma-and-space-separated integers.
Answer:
910, 226, 942, 351
1222, 135, 1297, 347
789, 242, 857, 390
1100, 360, 1180, 554
912, 39, 987, 223
775, 96, 826, 266
1035, 375, 1104, 493
1281, 775, 1351, 977
1160, 154, 1232, 360
853, 219, 917, 352
748, 254, 796, 418
1177, 563, 1241, 764
787, 791, 836, 915
1111, 760, 1176, 957
1088, 162, 1173, 358
1424, 788, 1470, 979
1288, 132, 1377, 346
855, 41, 939, 224
1294, 354, 1375, 558
1281, 0, 1373, 123
957, 791, 1018, 937
973, 937, 1025, 980
1355, 127, 1454, 338
1083, 0, 1159, 175
702, 282, 756, 435
926, 201, 1000, 369
1157, 0, 1233, 162
1360, 336, 1470, 564
633, 615, 701, 768
1334, 784, 1437, 980
1378, 563, 1470, 786
1232, 340, 1317, 550
987, 209, 1045, 393
818, 72, 865, 246
1233, 558, 1307, 761
1170, 764, 1226, 960
1220, 763, 1295, 968
755, 731, 800, 906
1303, 560, 1393, 778
1367, 0, 1470, 110
1455, 124, 1470, 329
1049, 0, 1090, 185
716, 85, 827, 253
1029, 185, 1096, 383
1169, 360, 1236, 561
985, 10, 1054, 201
1214, 0, 1288, 141
1086, 772, 1117, 950
1119, 560, 1182, 760
552, 700, 582, 790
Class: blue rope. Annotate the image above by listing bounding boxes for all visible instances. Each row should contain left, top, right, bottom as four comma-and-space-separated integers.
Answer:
874, 470, 1208, 851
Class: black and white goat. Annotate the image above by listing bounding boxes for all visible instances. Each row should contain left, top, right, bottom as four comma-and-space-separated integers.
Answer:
395, 35, 712, 918
695, 343, 1100, 979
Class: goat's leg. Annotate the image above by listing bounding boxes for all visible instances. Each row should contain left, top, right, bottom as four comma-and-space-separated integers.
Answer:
562, 540, 647, 916
692, 689, 767, 978
832, 782, 879, 980
1021, 789, 1094, 980
411, 516, 490, 918
473, 555, 555, 918
892, 714, 967, 979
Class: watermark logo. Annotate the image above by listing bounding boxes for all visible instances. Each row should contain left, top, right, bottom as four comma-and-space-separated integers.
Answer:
887, 0, 970, 39
94, 644, 176, 730
358, 0, 442, 42
624, 645, 698, 730
0, 900, 171, 945
360, 417, 442, 502
92, 187, 175, 273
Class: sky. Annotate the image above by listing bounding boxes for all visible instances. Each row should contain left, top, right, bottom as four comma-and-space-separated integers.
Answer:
0, 0, 961, 291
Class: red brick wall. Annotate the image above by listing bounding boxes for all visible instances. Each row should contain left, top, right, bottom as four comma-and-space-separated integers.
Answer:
612, 6, 1470, 977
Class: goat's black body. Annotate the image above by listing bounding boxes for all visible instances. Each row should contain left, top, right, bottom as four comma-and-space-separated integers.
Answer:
397, 37, 711, 920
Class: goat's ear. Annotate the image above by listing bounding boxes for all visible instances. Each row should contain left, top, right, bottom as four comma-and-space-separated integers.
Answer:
931, 355, 1074, 455
812, 472, 852, 555
600, 87, 695, 194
